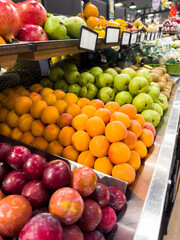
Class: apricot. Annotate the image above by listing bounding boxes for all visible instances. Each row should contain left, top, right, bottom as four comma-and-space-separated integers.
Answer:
66, 104, 81, 117
134, 114, 145, 128
77, 150, 96, 168
112, 163, 136, 184
29, 83, 43, 93
40, 88, 53, 97
30, 100, 47, 119
105, 121, 127, 143
31, 137, 48, 151
0, 123, 11, 137
53, 100, 68, 115
127, 150, 141, 171
122, 130, 137, 150
31, 120, 45, 137
10, 127, 23, 141
6, 110, 19, 128
0, 93, 6, 102
110, 111, 130, 128
77, 97, 92, 108
41, 106, 59, 124
62, 146, 79, 162
139, 128, 154, 148
108, 142, 130, 164
64, 93, 78, 104
89, 135, 110, 158
81, 105, 96, 118
15, 85, 26, 92
29, 92, 42, 102
94, 156, 113, 175
15, 96, 32, 115
58, 126, 75, 146
0, 107, 9, 122
134, 140, 147, 159
86, 117, 105, 137
71, 114, 88, 131
128, 119, 142, 138
119, 104, 137, 119
43, 124, 60, 142
72, 131, 91, 151
47, 140, 64, 156
57, 113, 73, 128
54, 90, 65, 100
43, 92, 57, 105
5, 94, 20, 110
3, 88, 15, 96
92, 99, 104, 109
18, 113, 34, 132
16, 88, 29, 96
94, 108, 111, 125
104, 101, 120, 114
20, 131, 34, 145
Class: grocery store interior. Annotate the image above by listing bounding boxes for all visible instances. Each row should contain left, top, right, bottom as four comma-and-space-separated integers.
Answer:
0, 0, 180, 239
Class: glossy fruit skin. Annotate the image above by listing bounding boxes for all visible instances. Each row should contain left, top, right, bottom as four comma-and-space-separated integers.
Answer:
108, 186, 126, 212
6, 146, 31, 170
2, 170, 27, 195
23, 154, 46, 180
0, 162, 11, 185
62, 225, 84, 240
83, 230, 105, 240
42, 161, 71, 190
21, 180, 49, 209
0, 195, 32, 237
19, 213, 63, 240
90, 183, 110, 207
0, 143, 12, 161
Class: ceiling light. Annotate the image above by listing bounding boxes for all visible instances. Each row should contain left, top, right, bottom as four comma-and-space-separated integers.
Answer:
137, 9, 141, 13
115, 3, 123, 7
129, 2, 136, 9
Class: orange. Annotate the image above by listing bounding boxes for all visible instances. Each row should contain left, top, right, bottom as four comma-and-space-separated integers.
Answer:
63, 93, 78, 104
134, 114, 145, 128
128, 120, 142, 138
18, 113, 33, 132
77, 150, 96, 168
5, 94, 20, 110
86, 117, 105, 137
47, 141, 64, 156
134, 140, 147, 159
104, 101, 120, 114
0, 36, 6, 44
105, 121, 127, 143
7, 110, 19, 128
0, 108, 9, 122
94, 108, 111, 125
81, 105, 96, 118
119, 104, 137, 119
62, 146, 79, 162
31, 137, 48, 151
71, 114, 88, 131
139, 129, 154, 148
89, 135, 110, 157
29, 84, 43, 93
40, 88, 53, 97
0, 93, 6, 102
110, 112, 130, 128
84, 2, 99, 18
43, 92, 57, 105
86, 16, 101, 29
41, 106, 59, 124
30, 100, 47, 119
31, 120, 45, 137
99, 16, 107, 27
127, 150, 141, 171
94, 157, 113, 175
3, 88, 15, 96
54, 90, 65, 100
14, 96, 32, 115
91, 99, 104, 109
58, 126, 75, 147
77, 13, 86, 21
65, 104, 81, 117
57, 113, 73, 128
29, 92, 42, 102
43, 124, 60, 142
108, 142, 130, 164
53, 100, 68, 115
77, 98, 91, 108
10, 127, 23, 141
0, 123, 11, 137
20, 131, 34, 145
122, 130, 137, 150
72, 131, 91, 151
112, 163, 136, 184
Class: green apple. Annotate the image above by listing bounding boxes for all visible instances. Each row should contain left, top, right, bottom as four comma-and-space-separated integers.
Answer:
129, 77, 148, 96
88, 67, 103, 78
147, 85, 160, 101
136, 69, 152, 84
97, 87, 115, 104
68, 84, 81, 96
132, 93, 153, 113
141, 109, 161, 127
96, 73, 113, 88
104, 68, 118, 78
64, 63, 78, 72
40, 77, 53, 88
121, 68, 136, 79
80, 83, 98, 100
79, 72, 95, 86
54, 79, 69, 92
114, 74, 131, 91
150, 103, 163, 117
155, 93, 168, 111
65, 71, 80, 84
115, 91, 133, 106
49, 67, 64, 82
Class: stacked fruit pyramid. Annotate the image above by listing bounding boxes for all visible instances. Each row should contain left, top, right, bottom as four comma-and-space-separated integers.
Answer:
0, 142, 126, 239
0, 83, 156, 185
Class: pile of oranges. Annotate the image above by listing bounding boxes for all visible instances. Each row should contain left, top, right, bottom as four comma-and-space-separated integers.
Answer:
0, 84, 155, 184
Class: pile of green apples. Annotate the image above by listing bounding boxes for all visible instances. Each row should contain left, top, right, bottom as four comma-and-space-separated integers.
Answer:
40, 63, 168, 127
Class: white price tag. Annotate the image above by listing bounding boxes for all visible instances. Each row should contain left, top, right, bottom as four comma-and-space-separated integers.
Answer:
160, 32, 163, 38
39, 59, 50, 76
105, 26, 120, 44
140, 32, 146, 43
155, 32, 158, 39
121, 31, 131, 46
151, 32, 155, 40
147, 32, 151, 41
78, 26, 98, 52
130, 32, 138, 45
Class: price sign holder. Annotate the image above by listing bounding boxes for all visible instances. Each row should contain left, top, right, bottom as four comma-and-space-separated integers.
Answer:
160, 31, 163, 38
140, 31, 146, 43
151, 32, 155, 40
78, 26, 98, 52
121, 31, 131, 46
130, 32, 138, 45
39, 59, 50, 76
146, 32, 151, 41
105, 26, 120, 44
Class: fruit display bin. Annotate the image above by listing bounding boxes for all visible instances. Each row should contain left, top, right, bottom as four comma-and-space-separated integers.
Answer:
166, 63, 180, 76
